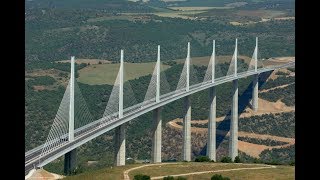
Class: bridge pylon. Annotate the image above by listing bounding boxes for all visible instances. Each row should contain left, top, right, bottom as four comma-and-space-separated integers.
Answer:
115, 50, 126, 166
183, 95, 191, 161
64, 56, 76, 175
152, 45, 162, 163
207, 40, 216, 161
252, 37, 259, 112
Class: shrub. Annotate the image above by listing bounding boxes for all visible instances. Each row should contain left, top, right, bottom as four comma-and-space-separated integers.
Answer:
287, 67, 295, 72
234, 156, 241, 163
126, 158, 135, 164
195, 155, 211, 162
163, 176, 174, 180
220, 156, 232, 163
176, 177, 187, 180
265, 160, 282, 165
275, 71, 290, 76
134, 174, 150, 180
253, 158, 263, 164
289, 161, 295, 166
211, 174, 230, 180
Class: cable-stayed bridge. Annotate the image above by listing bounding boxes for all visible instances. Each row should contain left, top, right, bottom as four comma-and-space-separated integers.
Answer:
25, 38, 295, 176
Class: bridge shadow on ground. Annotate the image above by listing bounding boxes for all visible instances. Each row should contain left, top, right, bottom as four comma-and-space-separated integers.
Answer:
199, 71, 273, 156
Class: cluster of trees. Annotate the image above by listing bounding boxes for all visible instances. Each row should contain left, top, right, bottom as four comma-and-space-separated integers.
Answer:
211, 174, 230, 180
26, 76, 56, 86
260, 75, 294, 90
26, 0, 154, 12
163, 176, 186, 180
260, 145, 295, 164
260, 83, 295, 106
238, 137, 287, 146
26, 61, 88, 74
275, 71, 290, 76
239, 112, 295, 138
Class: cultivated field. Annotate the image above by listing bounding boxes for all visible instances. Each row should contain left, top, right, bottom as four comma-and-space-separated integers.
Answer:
169, 6, 233, 11
153, 11, 206, 19
236, 10, 286, 19
77, 62, 170, 85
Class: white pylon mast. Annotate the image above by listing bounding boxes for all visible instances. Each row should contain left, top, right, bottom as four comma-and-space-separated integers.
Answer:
234, 38, 238, 77
119, 50, 124, 119
186, 42, 190, 92
156, 45, 160, 102
255, 37, 258, 72
68, 56, 75, 142
212, 40, 215, 83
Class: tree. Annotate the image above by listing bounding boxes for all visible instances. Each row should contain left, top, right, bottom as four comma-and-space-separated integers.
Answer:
211, 174, 230, 180
220, 156, 232, 163
234, 156, 241, 163
176, 177, 187, 180
195, 155, 211, 162
134, 174, 150, 180
163, 176, 174, 180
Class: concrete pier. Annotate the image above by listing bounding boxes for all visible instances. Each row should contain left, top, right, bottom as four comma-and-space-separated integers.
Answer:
151, 108, 162, 163
252, 74, 258, 112
183, 96, 191, 161
64, 149, 76, 174
229, 79, 238, 161
114, 124, 126, 166
207, 87, 216, 161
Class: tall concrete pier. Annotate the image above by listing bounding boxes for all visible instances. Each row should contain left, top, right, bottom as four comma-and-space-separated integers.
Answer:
229, 79, 238, 161
252, 74, 258, 112
207, 87, 216, 161
229, 39, 238, 161
151, 108, 162, 163
183, 96, 191, 161
207, 40, 216, 161
64, 149, 76, 174
114, 125, 126, 166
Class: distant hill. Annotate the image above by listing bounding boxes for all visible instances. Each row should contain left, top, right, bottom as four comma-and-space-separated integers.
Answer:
26, 0, 152, 10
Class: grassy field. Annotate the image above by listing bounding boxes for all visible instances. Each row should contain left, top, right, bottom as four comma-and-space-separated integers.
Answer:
182, 165, 294, 180
63, 162, 294, 180
128, 163, 261, 178
236, 10, 286, 19
168, 6, 233, 11
153, 11, 206, 19
63, 164, 141, 180
77, 62, 170, 85
87, 15, 152, 23
77, 55, 253, 85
